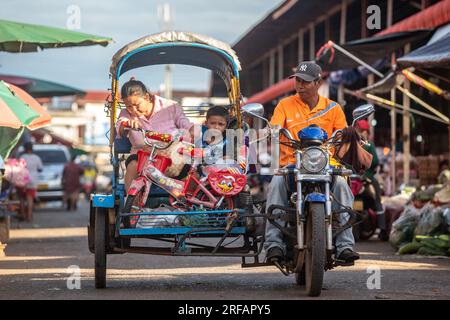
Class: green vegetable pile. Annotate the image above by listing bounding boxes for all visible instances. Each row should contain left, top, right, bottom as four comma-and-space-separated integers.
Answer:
398, 234, 450, 256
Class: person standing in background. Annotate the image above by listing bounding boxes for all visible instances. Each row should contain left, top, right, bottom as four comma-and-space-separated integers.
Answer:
62, 155, 84, 211
19, 142, 43, 222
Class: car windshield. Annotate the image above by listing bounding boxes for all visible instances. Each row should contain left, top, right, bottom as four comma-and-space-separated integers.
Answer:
34, 150, 68, 164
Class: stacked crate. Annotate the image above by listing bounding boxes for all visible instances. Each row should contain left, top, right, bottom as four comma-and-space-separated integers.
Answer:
416, 156, 440, 186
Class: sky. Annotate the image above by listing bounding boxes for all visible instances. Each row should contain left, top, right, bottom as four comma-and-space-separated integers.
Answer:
0, 0, 284, 93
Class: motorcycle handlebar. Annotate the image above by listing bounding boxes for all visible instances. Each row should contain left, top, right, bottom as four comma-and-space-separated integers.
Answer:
329, 168, 353, 176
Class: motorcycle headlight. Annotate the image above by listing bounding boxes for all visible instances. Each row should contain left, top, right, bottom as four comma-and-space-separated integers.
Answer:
301, 147, 328, 173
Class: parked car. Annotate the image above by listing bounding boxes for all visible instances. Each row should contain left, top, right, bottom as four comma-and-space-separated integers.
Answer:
17, 144, 71, 201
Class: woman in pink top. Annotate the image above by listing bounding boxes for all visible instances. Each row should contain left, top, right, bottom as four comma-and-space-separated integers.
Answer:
116, 79, 194, 191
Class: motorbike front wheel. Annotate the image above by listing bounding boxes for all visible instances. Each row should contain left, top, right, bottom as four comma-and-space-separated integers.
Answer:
304, 203, 326, 297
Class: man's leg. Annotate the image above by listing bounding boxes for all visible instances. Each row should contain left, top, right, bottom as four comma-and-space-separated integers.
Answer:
264, 175, 289, 255
26, 192, 34, 222
332, 176, 357, 258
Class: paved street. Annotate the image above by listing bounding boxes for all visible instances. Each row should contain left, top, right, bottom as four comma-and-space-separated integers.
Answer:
1, 200, 449, 300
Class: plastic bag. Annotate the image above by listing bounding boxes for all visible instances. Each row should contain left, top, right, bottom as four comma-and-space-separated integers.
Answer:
136, 204, 182, 228
3, 158, 30, 188
384, 194, 409, 211
389, 204, 421, 248
392, 204, 421, 230
414, 204, 446, 236
444, 208, 450, 233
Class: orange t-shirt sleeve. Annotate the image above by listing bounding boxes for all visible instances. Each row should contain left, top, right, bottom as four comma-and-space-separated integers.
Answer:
270, 101, 286, 127
333, 104, 348, 131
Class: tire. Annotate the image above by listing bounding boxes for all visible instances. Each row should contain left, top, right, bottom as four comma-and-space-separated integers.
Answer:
304, 203, 326, 297
95, 208, 107, 289
123, 186, 146, 228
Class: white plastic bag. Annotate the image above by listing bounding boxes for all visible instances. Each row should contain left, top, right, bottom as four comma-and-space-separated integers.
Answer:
414, 204, 446, 236
389, 204, 421, 248
135, 204, 182, 228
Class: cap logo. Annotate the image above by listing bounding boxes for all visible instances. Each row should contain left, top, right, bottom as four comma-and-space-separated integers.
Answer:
299, 64, 307, 72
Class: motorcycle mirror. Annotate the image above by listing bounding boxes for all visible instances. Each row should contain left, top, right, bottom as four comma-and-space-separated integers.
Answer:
241, 103, 270, 127
242, 103, 265, 117
352, 104, 375, 126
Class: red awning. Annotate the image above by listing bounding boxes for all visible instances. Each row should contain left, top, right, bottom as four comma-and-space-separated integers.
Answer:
245, 78, 295, 105
377, 0, 450, 36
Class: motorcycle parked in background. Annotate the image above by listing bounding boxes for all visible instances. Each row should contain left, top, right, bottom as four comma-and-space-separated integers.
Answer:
350, 174, 390, 241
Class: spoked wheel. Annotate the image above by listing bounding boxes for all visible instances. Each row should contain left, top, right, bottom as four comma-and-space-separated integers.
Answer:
95, 207, 107, 289
123, 187, 146, 228
192, 184, 235, 211
192, 187, 236, 227
199, 192, 235, 210
304, 203, 326, 297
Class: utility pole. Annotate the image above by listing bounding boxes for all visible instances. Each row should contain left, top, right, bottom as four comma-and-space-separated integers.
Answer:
157, 2, 174, 100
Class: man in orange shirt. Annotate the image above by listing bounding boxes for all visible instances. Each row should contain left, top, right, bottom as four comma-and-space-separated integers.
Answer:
265, 61, 359, 265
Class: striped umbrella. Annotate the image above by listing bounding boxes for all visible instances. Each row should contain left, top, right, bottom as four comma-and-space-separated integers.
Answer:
0, 80, 40, 129
6, 83, 52, 130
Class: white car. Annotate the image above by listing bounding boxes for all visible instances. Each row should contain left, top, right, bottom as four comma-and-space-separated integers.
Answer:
17, 144, 71, 201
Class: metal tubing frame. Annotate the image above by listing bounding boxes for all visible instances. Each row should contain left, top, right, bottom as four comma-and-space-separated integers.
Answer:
295, 151, 304, 250
325, 182, 333, 251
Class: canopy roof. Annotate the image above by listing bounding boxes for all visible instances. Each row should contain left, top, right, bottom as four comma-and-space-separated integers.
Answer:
317, 30, 432, 72
110, 31, 241, 84
0, 74, 84, 98
397, 33, 450, 69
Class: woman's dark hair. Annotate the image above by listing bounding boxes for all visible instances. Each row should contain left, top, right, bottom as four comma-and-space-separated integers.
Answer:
206, 106, 230, 124
121, 78, 149, 99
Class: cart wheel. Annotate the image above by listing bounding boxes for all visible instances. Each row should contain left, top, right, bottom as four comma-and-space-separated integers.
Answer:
95, 207, 107, 289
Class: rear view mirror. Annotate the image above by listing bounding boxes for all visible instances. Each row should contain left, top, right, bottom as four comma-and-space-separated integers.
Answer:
352, 104, 375, 126
241, 103, 270, 126
242, 103, 265, 117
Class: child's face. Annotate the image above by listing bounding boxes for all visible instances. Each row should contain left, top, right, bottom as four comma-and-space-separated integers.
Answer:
205, 115, 227, 134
